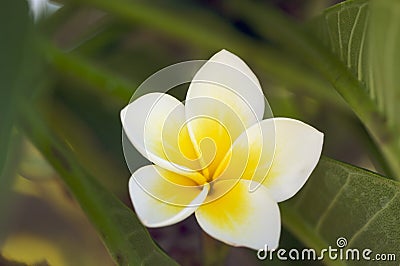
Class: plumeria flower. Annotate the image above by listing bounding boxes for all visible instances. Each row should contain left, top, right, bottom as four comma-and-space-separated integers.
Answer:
26, 0, 62, 21
121, 50, 323, 250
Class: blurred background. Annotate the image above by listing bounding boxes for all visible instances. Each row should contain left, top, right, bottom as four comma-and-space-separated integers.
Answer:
1, 0, 382, 265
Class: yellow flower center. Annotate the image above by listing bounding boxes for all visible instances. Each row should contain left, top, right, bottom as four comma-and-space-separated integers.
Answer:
174, 116, 235, 186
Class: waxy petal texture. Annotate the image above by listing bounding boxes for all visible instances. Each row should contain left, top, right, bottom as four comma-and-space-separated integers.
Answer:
196, 180, 280, 250
122, 93, 204, 182
121, 49, 324, 251
129, 165, 208, 227
185, 50, 265, 178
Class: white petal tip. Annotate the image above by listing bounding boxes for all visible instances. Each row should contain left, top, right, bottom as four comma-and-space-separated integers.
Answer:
120, 106, 128, 123
215, 49, 230, 55
265, 118, 324, 203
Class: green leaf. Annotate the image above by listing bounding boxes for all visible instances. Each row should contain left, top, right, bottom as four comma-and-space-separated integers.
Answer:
308, 0, 400, 177
42, 42, 135, 103
66, 0, 338, 104
369, 0, 400, 130
312, 0, 400, 131
309, 0, 369, 82
222, 0, 400, 179
20, 109, 178, 266
281, 157, 400, 266
0, 1, 30, 181
0, 0, 34, 241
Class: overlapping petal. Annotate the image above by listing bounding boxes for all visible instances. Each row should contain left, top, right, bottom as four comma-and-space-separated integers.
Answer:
185, 50, 265, 178
213, 119, 275, 187
121, 49, 325, 251
129, 165, 209, 227
195, 179, 280, 250
217, 118, 323, 202
260, 118, 323, 202
121, 93, 205, 183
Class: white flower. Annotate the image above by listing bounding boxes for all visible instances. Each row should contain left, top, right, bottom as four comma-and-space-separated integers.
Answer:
26, 0, 62, 21
121, 50, 323, 250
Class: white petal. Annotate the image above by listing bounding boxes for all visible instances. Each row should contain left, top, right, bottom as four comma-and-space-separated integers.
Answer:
27, 0, 62, 21
262, 118, 324, 202
185, 50, 265, 177
213, 119, 275, 189
129, 165, 209, 227
46, 1, 62, 14
121, 93, 205, 182
195, 179, 280, 250
215, 118, 323, 202
120, 105, 127, 121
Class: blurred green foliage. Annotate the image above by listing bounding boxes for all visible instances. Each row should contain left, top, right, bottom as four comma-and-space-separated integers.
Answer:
1, 0, 400, 265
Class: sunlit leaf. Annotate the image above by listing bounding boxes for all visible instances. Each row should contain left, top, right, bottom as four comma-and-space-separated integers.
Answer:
0, 254, 30, 266
3, 174, 115, 266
